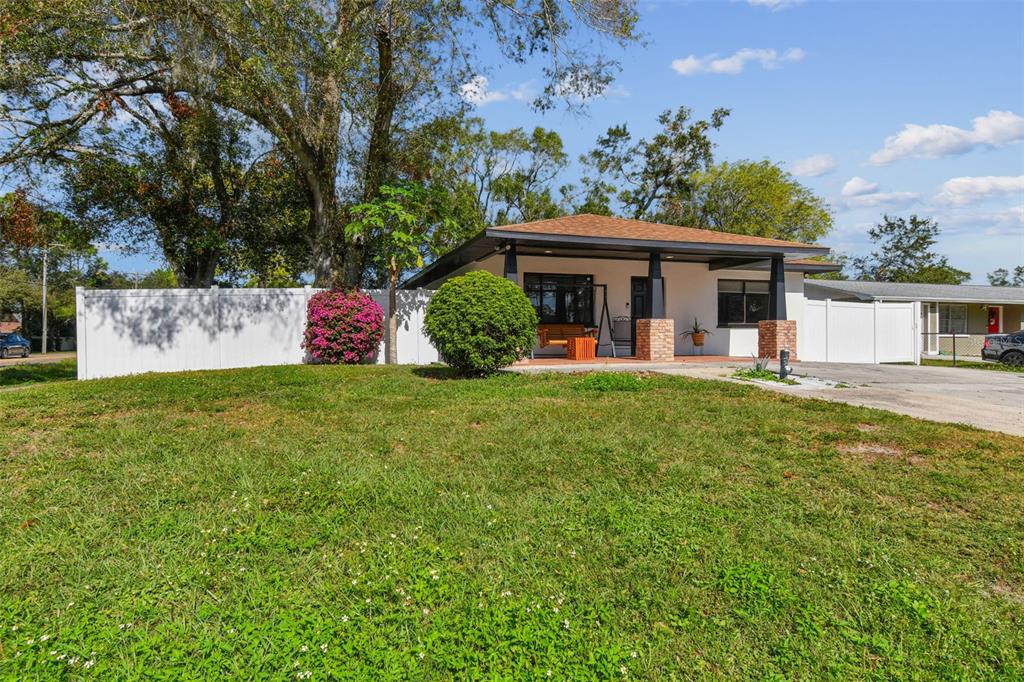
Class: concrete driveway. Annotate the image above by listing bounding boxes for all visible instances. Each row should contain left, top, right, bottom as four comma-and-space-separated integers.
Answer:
753, 362, 1023, 437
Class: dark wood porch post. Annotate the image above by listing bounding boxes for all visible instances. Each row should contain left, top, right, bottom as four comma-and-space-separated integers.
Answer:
769, 256, 787, 319
503, 242, 518, 284
647, 251, 665, 318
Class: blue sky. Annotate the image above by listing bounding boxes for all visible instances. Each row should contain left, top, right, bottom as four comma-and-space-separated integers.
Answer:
102, 0, 1023, 282
466, 0, 1024, 283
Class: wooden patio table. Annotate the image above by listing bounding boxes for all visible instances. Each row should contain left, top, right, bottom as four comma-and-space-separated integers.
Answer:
566, 335, 597, 361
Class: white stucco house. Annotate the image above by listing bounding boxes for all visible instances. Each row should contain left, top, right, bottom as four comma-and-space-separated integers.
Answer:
403, 214, 839, 360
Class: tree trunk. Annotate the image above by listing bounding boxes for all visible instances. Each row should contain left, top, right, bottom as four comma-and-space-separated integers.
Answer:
302, 157, 343, 288
168, 245, 221, 288
344, 13, 400, 288
386, 270, 398, 364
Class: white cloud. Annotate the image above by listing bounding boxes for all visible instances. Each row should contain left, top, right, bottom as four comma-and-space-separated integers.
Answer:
790, 154, 837, 177
868, 110, 1024, 165
670, 47, 804, 76
837, 176, 920, 209
459, 76, 535, 106
459, 76, 507, 105
934, 175, 1024, 206
844, 191, 921, 209
937, 205, 1024, 237
748, 0, 804, 9
841, 176, 879, 197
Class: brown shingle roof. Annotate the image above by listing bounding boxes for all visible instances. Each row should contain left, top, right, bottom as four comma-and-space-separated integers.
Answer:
490, 214, 824, 250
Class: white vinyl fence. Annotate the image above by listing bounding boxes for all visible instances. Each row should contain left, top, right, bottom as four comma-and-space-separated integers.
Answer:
801, 299, 920, 364
75, 286, 437, 380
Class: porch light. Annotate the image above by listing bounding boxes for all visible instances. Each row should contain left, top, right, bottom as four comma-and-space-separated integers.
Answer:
544, 250, 553, 254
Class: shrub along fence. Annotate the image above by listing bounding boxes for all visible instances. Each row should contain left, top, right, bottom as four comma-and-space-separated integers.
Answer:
75, 286, 437, 380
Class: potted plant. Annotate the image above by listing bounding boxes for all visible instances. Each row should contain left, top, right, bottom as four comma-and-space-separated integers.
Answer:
680, 317, 713, 348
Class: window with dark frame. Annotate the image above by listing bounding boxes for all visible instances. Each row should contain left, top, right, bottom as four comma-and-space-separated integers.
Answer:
717, 280, 770, 326
523, 274, 594, 326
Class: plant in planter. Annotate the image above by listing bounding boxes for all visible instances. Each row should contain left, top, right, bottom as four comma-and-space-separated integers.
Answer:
680, 317, 713, 347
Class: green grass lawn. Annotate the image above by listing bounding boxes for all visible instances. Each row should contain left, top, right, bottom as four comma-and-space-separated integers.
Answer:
0, 358, 77, 387
1, 365, 1022, 679
919, 357, 1024, 373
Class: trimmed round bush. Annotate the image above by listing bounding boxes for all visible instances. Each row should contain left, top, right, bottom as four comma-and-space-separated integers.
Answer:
424, 270, 539, 374
302, 289, 384, 364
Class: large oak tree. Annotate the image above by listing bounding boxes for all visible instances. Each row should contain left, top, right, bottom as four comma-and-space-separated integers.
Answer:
1, 0, 639, 285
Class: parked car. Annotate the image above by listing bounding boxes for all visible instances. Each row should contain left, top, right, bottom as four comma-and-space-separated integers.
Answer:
0, 332, 31, 359
982, 330, 1024, 366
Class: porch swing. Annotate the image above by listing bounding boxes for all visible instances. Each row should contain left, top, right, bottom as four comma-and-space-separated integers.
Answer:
527, 281, 617, 358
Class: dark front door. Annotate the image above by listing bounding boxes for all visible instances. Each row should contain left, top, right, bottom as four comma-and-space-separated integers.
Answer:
630, 277, 649, 356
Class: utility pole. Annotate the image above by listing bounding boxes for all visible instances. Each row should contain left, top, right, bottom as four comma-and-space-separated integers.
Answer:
41, 246, 48, 355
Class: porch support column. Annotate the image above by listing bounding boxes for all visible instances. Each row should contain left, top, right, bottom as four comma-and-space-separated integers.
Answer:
759, 255, 797, 361
503, 242, 518, 284
647, 251, 665, 319
769, 256, 787, 320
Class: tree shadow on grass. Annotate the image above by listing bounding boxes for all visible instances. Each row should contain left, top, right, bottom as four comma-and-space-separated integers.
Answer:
0, 359, 77, 387
412, 365, 525, 382
412, 365, 466, 381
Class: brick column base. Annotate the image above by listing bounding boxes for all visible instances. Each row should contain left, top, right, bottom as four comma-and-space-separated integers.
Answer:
635, 318, 675, 362
758, 320, 797, 361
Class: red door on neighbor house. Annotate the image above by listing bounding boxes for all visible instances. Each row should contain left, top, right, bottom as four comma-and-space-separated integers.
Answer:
987, 307, 1001, 334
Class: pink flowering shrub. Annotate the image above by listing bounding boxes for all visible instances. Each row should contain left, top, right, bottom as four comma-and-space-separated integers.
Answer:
302, 290, 384, 364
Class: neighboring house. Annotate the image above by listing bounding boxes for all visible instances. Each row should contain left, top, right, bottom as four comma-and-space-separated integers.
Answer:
404, 214, 839, 359
0, 314, 22, 334
804, 280, 1024, 357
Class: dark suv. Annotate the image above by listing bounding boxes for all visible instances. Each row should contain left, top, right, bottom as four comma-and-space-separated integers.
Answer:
982, 330, 1024, 366
0, 332, 31, 359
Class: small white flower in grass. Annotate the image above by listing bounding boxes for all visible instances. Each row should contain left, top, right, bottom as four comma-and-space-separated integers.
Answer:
500, 590, 512, 598
83, 659, 95, 669
418, 651, 425, 660
546, 671, 552, 678
631, 651, 638, 659
422, 608, 430, 616
562, 619, 569, 630
40, 634, 50, 642
620, 665, 627, 675
300, 645, 308, 652
351, 579, 357, 586
50, 650, 58, 656
341, 615, 349, 623
320, 644, 328, 653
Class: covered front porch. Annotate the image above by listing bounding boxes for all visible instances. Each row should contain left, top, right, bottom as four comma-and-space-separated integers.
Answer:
405, 215, 834, 362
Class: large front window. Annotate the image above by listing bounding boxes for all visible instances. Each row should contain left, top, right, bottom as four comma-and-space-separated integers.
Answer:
717, 280, 770, 326
524, 273, 594, 325
938, 304, 967, 334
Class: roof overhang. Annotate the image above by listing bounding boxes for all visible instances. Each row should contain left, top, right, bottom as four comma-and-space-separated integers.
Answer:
404, 228, 831, 288
804, 282, 1024, 305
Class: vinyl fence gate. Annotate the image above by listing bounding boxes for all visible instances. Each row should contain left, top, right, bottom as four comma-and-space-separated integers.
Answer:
801, 299, 920, 364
